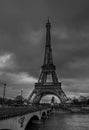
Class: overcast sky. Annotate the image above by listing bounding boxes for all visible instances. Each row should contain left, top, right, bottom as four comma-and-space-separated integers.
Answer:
0, 0, 89, 99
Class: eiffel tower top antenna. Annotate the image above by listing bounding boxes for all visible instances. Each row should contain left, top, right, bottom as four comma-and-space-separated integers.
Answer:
43, 17, 54, 67
47, 16, 49, 22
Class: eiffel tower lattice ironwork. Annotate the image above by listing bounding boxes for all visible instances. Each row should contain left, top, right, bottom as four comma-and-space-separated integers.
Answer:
28, 19, 68, 103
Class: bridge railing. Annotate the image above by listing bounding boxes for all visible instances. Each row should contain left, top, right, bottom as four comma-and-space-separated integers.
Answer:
0, 105, 51, 120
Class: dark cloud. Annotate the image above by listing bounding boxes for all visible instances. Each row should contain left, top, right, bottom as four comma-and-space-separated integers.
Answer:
0, 0, 89, 98
46, 0, 89, 28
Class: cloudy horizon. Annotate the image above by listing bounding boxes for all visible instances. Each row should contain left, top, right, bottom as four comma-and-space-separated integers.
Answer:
0, 0, 89, 100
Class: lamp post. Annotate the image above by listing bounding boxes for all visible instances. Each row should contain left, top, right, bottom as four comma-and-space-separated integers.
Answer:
3, 83, 6, 105
21, 90, 23, 98
21, 89, 23, 105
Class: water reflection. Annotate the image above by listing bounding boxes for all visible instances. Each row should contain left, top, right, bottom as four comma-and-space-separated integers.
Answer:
28, 113, 89, 130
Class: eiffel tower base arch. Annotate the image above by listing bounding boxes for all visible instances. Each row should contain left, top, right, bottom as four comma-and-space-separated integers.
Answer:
28, 83, 67, 104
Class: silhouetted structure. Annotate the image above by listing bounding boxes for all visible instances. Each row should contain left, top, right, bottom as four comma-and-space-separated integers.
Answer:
28, 19, 68, 103
2, 83, 6, 105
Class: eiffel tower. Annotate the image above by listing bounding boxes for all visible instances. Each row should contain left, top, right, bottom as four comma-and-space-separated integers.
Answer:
28, 19, 68, 103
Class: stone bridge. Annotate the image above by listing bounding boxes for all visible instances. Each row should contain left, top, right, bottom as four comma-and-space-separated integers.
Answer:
0, 105, 51, 130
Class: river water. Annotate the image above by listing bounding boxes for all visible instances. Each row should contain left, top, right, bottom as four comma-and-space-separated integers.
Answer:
29, 113, 89, 130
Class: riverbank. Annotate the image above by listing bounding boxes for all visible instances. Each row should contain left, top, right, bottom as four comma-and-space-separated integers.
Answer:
69, 106, 89, 113
52, 105, 89, 114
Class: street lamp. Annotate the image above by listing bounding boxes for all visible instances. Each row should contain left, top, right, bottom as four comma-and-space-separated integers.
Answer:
21, 89, 23, 104
21, 90, 23, 98
3, 83, 6, 105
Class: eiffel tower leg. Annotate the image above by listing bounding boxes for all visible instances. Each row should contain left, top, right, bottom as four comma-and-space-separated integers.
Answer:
58, 89, 68, 103
28, 89, 43, 104
28, 90, 36, 103
33, 93, 42, 103
52, 71, 58, 83
38, 71, 47, 83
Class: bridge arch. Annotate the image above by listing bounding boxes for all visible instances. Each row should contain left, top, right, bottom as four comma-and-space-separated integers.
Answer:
47, 110, 51, 116
41, 111, 47, 120
25, 115, 39, 130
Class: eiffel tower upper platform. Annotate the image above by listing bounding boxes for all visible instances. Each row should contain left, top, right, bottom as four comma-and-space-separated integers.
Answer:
28, 19, 68, 103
